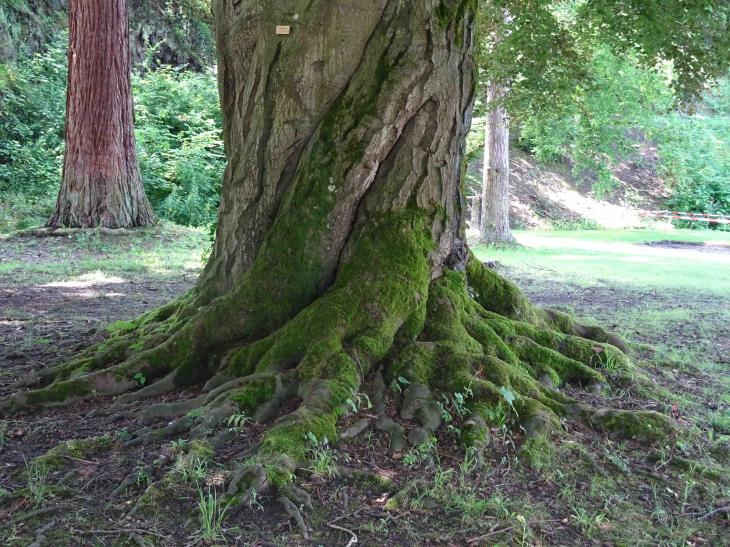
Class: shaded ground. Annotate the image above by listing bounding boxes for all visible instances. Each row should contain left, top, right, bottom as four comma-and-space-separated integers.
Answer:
1, 226, 728, 546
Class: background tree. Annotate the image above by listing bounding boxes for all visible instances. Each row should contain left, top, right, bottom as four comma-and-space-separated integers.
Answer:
475, 0, 730, 240
47, 0, 155, 228
2, 1, 667, 511
480, 80, 514, 242
476, 0, 587, 243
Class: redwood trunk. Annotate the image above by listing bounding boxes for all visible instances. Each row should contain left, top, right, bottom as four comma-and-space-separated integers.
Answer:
48, 0, 154, 229
480, 82, 514, 244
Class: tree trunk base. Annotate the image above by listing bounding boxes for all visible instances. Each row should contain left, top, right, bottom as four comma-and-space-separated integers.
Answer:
1, 219, 676, 510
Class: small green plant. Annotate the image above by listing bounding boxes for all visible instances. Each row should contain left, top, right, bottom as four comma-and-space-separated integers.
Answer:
484, 401, 509, 428
571, 505, 608, 538
226, 413, 250, 432
193, 487, 231, 543
403, 436, 437, 466
114, 427, 131, 443
438, 385, 474, 436
345, 391, 372, 414
605, 451, 630, 473
132, 372, 146, 386
169, 438, 188, 452
498, 386, 518, 417
514, 513, 529, 547
389, 376, 410, 394
186, 408, 204, 420
135, 467, 152, 488
173, 455, 208, 485
305, 432, 339, 478
591, 347, 621, 374
681, 467, 698, 513
249, 488, 264, 512
410, 456, 492, 524
25, 459, 51, 507
0, 419, 8, 448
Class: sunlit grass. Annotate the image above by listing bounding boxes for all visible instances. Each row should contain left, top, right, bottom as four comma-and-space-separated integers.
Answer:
472, 229, 730, 295
0, 225, 207, 285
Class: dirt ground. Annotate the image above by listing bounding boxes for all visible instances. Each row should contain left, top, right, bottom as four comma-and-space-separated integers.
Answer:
1, 230, 728, 546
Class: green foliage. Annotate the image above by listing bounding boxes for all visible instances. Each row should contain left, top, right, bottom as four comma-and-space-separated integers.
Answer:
0, 33, 225, 230
577, 0, 730, 101
0, 32, 67, 222
225, 412, 250, 432
24, 459, 51, 507
653, 97, 730, 224
133, 372, 147, 386
477, 0, 589, 119
305, 432, 340, 478
133, 64, 225, 226
517, 47, 672, 194
517, 50, 730, 218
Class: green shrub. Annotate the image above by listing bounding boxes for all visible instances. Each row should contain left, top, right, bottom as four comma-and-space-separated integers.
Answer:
653, 84, 730, 227
517, 47, 673, 197
133, 65, 225, 227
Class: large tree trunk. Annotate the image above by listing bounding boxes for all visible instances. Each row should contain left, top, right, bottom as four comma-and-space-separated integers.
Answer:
4, 0, 670, 510
480, 81, 514, 244
48, 0, 155, 229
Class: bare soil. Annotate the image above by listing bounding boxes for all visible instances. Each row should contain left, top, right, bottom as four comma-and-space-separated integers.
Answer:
1, 231, 728, 546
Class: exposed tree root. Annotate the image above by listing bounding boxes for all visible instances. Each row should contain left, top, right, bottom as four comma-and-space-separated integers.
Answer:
1, 215, 678, 533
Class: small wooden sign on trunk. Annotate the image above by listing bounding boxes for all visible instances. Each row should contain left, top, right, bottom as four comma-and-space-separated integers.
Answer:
276, 25, 291, 35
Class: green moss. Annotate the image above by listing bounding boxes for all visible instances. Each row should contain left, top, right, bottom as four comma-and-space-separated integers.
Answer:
389, 342, 439, 384
25, 378, 93, 406
590, 409, 676, 443
188, 439, 215, 461
261, 415, 337, 463
35, 435, 112, 470
348, 468, 394, 490
106, 320, 137, 335
265, 462, 296, 488
229, 338, 277, 376
466, 254, 542, 324
520, 434, 554, 468
230, 375, 277, 414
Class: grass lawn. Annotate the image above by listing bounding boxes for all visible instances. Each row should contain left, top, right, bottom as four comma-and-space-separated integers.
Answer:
473, 228, 730, 294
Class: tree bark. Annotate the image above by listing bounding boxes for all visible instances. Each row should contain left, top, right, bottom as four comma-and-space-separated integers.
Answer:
480, 81, 514, 244
4, 1, 666, 503
48, 0, 155, 229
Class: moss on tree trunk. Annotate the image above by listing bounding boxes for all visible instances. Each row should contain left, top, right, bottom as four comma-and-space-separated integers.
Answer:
1, 0, 676, 518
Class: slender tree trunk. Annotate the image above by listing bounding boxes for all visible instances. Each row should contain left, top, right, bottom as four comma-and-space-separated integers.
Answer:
48, 0, 154, 229
480, 81, 514, 244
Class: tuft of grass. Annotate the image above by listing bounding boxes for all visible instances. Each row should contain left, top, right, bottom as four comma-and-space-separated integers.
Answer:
0, 420, 8, 448
173, 455, 208, 485
193, 487, 231, 543
305, 433, 340, 478
25, 460, 51, 507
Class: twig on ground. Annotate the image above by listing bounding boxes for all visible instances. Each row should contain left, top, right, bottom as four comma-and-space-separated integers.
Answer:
699, 505, 730, 521
63, 455, 99, 465
467, 524, 520, 544
327, 522, 358, 546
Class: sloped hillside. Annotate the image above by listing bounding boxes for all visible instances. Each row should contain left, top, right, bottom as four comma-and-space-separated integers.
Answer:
468, 144, 671, 230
